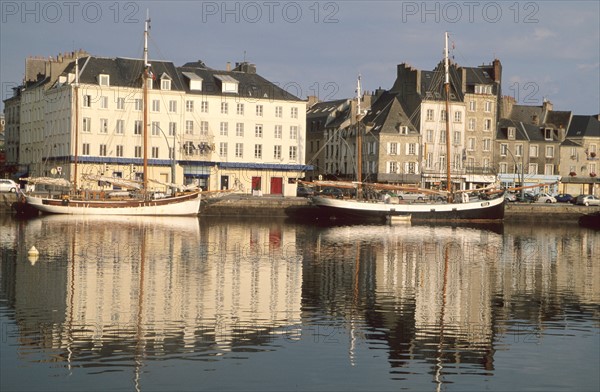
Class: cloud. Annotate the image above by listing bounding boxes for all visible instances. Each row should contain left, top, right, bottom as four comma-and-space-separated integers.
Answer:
533, 28, 557, 41
577, 62, 600, 71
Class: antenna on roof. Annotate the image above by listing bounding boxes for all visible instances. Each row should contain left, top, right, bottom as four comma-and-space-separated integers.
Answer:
243, 50, 247, 62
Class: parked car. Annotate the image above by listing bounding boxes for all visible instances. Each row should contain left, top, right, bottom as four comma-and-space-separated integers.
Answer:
0, 179, 19, 193
570, 195, 583, 205
504, 192, 518, 202
396, 192, 426, 202
554, 194, 573, 203
296, 186, 315, 197
578, 195, 600, 206
319, 187, 344, 199
522, 192, 536, 202
536, 192, 557, 203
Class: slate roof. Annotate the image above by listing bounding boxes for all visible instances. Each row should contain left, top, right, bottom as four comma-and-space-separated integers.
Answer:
178, 64, 303, 101
545, 110, 571, 129
507, 104, 544, 124
52, 56, 303, 101
567, 115, 600, 138
362, 91, 418, 134
497, 118, 532, 141
306, 99, 349, 132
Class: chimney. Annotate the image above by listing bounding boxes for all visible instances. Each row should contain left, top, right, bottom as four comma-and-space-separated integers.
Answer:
492, 58, 502, 82
306, 95, 319, 108
226, 62, 231, 71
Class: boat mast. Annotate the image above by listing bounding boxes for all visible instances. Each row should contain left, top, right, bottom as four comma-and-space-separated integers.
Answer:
142, 11, 150, 193
356, 74, 362, 199
73, 56, 79, 191
443, 32, 453, 201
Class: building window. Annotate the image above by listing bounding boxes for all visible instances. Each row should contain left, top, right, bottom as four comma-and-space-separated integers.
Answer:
152, 121, 160, 136
439, 130, 446, 143
423, 130, 432, 143
515, 144, 523, 157
388, 161, 398, 174
453, 131, 461, 145
237, 103, 244, 115
169, 100, 177, 113
289, 126, 298, 140
530, 145, 539, 157
545, 164, 554, 175
291, 107, 298, 119
275, 106, 283, 118
255, 124, 263, 138
235, 143, 243, 158
508, 127, 516, 139
274, 125, 282, 139
256, 105, 263, 116
221, 102, 228, 114
407, 143, 416, 155
274, 145, 282, 160
407, 162, 416, 174
528, 163, 538, 174
426, 109, 434, 121
499, 162, 508, 173
398, 125, 408, 134
161, 79, 171, 90
200, 121, 209, 136
484, 119, 492, 131
468, 118, 476, 131
219, 142, 227, 158
135, 99, 143, 111
483, 138, 491, 151
83, 95, 91, 107
454, 111, 462, 122
186, 120, 194, 135
169, 147, 174, 159
201, 101, 208, 113
186, 100, 194, 112
100, 118, 108, 133
220, 122, 228, 136
389, 143, 398, 155
169, 122, 176, 136
469, 101, 476, 111
152, 146, 159, 158
467, 137, 475, 151
82, 143, 90, 155
134, 120, 142, 135
82, 117, 91, 132
99, 74, 110, 86
100, 96, 108, 109
116, 119, 124, 134
441, 110, 447, 121
254, 144, 262, 159
135, 146, 142, 158
545, 146, 554, 158
116, 145, 123, 157
99, 144, 107, 156
484, 101, 492, 112
289, 146, 297, 160
152, 100, 160, 112
500, 143, 508, 156
236, 123, 244, 137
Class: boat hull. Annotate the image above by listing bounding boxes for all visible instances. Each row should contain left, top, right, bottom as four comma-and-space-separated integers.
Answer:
24, 192, 201, 216
312, 194, 505, 222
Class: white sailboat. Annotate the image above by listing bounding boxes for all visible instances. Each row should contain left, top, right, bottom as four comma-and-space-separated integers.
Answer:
310, 33, 505, 222
21, 14, 201, 216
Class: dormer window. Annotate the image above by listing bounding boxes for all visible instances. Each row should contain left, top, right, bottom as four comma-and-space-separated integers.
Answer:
398, 125, 408, 135
508, 127, 516, 139
215, 75, 239, 94
99, 74, 110, 86
544, 128, 553, 141
160, 73, 172, 90
474, 84, 492, 94
182, 72, 203, 91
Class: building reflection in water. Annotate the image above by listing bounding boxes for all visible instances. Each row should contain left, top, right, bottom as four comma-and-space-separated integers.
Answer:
1, 216, 598, 389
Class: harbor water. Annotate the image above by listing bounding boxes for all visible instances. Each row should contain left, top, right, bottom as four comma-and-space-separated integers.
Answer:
1, 215, 598, 391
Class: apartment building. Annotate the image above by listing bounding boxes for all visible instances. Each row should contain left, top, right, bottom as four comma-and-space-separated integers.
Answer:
5, 54, 308, 195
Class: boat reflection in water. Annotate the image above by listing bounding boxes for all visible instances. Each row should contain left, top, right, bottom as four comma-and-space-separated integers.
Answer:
1, 216, 598, 391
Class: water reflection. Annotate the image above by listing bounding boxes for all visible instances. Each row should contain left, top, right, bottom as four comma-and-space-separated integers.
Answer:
0, 216, 598, 391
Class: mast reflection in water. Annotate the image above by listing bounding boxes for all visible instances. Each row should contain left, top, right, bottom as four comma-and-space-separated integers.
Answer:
1, 216, 598, 392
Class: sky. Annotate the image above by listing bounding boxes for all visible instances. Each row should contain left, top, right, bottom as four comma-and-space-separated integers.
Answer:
1, 0, 599, 114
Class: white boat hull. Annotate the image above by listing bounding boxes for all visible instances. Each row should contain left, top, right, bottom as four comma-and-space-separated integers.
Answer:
312, 194, 505, 222
24, 192, 201, 216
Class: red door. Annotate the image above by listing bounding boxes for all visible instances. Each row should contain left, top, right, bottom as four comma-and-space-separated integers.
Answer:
270, 177, 283, 195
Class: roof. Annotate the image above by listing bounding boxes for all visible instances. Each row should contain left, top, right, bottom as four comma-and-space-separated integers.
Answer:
567, 115, 600, 138
178, 65, 303, 101
362, 91, 418, 134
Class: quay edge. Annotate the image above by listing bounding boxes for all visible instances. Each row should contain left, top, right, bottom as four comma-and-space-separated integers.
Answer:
3, 193, 600, 223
